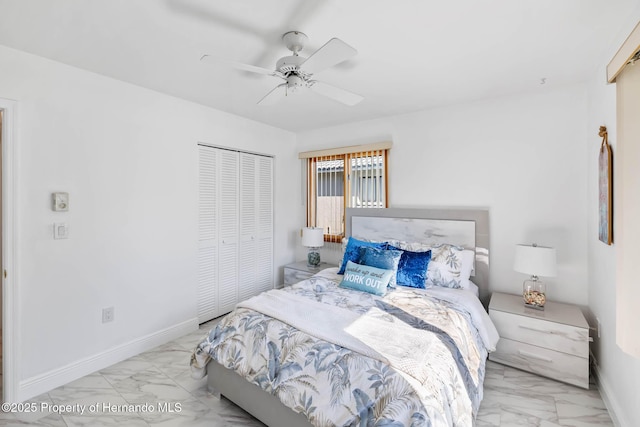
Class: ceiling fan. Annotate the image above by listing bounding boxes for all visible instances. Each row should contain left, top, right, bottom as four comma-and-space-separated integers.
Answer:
201, 31, 363, 106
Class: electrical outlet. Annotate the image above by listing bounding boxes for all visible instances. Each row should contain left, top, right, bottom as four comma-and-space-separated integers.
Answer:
102, 307, 114, 323
596, 317, 601, 338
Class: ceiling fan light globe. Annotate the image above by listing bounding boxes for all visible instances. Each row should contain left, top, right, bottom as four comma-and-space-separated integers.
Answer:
286, 74, 305, 90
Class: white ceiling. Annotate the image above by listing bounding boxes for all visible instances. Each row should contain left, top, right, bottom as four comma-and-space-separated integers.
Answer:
0, 0, 636, 132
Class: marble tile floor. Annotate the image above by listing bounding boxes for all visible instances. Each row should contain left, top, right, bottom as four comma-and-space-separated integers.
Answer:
0, 319, 614, 426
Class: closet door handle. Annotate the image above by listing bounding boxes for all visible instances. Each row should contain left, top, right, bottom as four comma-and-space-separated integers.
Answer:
518, 350, 553, 362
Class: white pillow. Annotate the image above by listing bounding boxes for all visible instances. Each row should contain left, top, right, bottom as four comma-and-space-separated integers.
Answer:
465, 280, 480, 297
341, 237, 348, 257
458, 249, 476, 289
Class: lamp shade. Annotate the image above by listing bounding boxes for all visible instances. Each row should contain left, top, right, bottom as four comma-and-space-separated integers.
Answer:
513, 244, 557, 277
301, 227, 324, 248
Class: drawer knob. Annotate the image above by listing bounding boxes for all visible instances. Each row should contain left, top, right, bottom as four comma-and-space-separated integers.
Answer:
518, 349, 553, 362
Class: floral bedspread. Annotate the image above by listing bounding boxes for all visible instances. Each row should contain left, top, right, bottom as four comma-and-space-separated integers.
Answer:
191, 270, 491, 427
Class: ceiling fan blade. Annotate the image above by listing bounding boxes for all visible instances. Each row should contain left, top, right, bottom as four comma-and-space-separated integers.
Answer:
257, 83, 287, 106
309, 81, 363, 106
200, 55, 284, 78
300, 38, 357, 74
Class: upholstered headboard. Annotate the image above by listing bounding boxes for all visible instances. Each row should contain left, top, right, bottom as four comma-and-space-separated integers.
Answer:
345, 207, 490, 304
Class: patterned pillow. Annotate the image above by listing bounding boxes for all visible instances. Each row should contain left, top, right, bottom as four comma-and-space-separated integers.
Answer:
387, 245, 431, 289
338, 237, 387, 274
386, 240, 433, 252
339, 261, 393, 296
358, 247, 403, 288
425, 244, 467, 289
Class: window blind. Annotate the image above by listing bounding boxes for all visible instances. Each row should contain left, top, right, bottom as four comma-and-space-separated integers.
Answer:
305, 145, 389, 241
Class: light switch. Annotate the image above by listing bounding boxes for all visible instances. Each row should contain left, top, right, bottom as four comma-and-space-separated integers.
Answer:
53, 222, 69, 239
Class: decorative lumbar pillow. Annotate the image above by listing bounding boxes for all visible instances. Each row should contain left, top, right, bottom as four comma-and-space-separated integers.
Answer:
425, 244, 467, 289
338, 237, 387, 274
387, 245, 431, 289
358, 246, 403, 288
339, 261, 393, 296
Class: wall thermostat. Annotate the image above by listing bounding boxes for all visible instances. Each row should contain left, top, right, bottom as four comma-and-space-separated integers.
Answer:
52, 192, 69, 212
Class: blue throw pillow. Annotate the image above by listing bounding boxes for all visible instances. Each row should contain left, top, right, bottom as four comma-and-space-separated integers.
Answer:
388, 245, 431, 289
359, 247, 403, 288
338, 237, 387, 274
339, 261, 393, 296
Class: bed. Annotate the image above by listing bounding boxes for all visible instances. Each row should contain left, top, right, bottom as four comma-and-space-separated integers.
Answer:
191, 207, 498, 426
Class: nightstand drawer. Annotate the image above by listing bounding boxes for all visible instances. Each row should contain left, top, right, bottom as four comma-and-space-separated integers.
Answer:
283, 261, 337, 286
284, 269, 313, 286
490, 309, 588, 358
490, 338, 589, 389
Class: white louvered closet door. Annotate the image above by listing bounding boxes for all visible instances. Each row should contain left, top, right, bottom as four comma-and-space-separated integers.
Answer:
255, 155, 274, 294
238, 153, 274, 301
217, 149, 240, 315
197, 146, 240, 322
238, 153, 257, 301
197, 147, 219, 322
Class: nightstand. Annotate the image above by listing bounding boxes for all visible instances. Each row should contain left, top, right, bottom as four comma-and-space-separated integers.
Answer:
489, 292, 590, 388
283, 261, 337, 286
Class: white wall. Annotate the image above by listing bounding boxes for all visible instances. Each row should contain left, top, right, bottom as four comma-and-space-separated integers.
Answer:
298, 85, 589, 306
0, 44, 299, 400
586, 10, 640, 427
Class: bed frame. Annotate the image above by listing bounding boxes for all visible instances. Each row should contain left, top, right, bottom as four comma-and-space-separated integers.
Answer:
207, 207, 490, 426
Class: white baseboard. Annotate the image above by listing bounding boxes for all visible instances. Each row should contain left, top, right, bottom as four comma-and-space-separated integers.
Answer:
592, 364, 628, 427
18, 318, 198, 402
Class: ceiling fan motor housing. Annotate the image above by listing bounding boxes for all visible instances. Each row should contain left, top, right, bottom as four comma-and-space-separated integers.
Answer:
276, 55, 306, 75
278, 31, 312, 89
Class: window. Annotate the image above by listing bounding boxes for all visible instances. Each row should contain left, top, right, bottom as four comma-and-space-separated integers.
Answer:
300, 142, 391, 242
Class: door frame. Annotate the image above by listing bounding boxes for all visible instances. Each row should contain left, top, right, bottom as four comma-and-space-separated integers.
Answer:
0, 98, 18, 402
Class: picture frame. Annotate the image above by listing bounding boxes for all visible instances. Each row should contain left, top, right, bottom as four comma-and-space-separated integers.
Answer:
598, 126, 613, 245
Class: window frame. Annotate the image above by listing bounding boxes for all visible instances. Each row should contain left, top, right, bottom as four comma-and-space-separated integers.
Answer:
301, 143, 391, 243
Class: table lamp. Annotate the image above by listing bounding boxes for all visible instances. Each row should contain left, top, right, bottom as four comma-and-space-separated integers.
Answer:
513, 243, 557, 310
302, 227, 324, 268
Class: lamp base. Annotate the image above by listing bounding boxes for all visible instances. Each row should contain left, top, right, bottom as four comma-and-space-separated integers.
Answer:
307, 248, 321, 268
524, 302, 545, 311
523, 278, 546, 310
